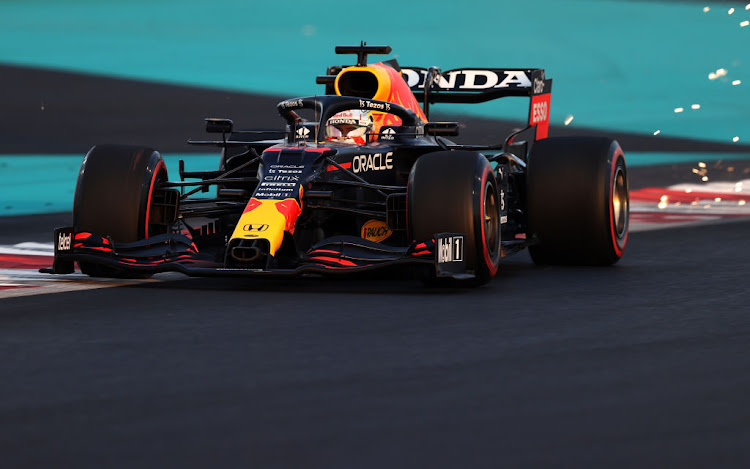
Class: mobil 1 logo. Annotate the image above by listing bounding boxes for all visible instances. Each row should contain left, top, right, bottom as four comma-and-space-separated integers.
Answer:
435, 233, 468, 278
437, 235, 463, 263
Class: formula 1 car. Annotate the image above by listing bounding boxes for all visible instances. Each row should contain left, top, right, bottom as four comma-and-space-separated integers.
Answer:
44, 44, 629, 286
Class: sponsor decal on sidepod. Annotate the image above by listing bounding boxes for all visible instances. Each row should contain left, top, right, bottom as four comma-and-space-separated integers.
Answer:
352, 152, 393, 173
361, 219, 392, 243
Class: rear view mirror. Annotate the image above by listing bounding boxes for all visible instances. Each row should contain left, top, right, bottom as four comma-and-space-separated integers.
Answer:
205, 118, 233, 134
424, 122, 459, 137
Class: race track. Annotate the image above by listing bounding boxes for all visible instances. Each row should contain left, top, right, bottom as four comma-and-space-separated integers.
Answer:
2, 216, 750, 467
2, 2, 750, 465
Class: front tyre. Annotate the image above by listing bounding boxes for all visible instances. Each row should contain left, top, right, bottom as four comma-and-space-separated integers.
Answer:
527, 136, 629, 265
408, 150, 501, 286
73, 145, 168, 277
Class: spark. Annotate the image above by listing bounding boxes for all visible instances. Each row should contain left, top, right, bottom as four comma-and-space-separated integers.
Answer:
747, 4, 750, 10
653, 130, 661, 135
733, 80, 742, 85
703, 6, 710, 12
685, 188, 693, 193
740, 200, 747, 206
658, 195, 668, 210
698, 162, 707, 168
674, 107, 685, 113
702, 176, 709, 182
733, 136, 740, 142
704, 204, 712, 208
735, 182, 743, 192
564, 115, 574, 126
729, 7, 735, 14
709, 73, 718, 80
691, 201, 699, 206
741, 21, 750, 27
715, 197, 722, 202
691, 104, 701, 110
716, 68, 728, 77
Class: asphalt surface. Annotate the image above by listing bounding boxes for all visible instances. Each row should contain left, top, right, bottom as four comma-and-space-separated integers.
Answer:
2, 65, 750, 468
1, 215, 750, 468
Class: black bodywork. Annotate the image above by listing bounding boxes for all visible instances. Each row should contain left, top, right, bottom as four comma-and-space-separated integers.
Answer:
45, 45, 551, 281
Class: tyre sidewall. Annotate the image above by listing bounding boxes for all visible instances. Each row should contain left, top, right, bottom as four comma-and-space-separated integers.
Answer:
74, 144, 165, 243
527, 137, 628, 265
408, 151, 500, 284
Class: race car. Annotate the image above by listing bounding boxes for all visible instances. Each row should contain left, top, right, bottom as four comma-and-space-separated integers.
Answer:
43, 43, 629, 286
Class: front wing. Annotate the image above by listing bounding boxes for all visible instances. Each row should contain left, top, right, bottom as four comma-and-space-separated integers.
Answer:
42, 228, 472, 280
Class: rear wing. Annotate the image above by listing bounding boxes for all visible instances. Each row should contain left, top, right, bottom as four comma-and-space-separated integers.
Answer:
401, 67, 552, 139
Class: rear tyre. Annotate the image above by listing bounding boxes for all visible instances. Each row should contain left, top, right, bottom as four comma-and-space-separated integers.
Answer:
408, 150, 501, 286
73, 144, 168, 277
527, 136, 628, 265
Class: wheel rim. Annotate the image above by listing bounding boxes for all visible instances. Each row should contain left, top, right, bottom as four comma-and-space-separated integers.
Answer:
612, 166, 629, 239
483, 181, 499, 255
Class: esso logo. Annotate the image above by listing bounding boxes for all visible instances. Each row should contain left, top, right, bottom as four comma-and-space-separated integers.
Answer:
532, 101, 548, 124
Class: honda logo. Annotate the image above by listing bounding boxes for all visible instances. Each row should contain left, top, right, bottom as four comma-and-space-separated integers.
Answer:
243, 224, 269, 232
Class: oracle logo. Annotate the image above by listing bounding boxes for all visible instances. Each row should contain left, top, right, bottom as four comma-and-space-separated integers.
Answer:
352, 152, 393, 173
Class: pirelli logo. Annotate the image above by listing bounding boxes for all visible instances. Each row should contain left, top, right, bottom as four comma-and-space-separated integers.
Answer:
437, 235, 464, 264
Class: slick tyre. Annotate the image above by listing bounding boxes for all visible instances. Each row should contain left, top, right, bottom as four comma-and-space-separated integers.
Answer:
527, 137, 629, 265
408, 150, 501, 286
73, 145, 168, 277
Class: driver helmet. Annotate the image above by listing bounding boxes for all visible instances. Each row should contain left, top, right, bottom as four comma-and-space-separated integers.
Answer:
325, 110, 373, 144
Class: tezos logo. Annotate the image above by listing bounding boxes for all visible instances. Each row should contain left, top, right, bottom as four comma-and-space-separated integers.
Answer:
381, 128, 396, 140
243, 224, 269, 232
57, 232, 71, 251
281, 99, 303, 109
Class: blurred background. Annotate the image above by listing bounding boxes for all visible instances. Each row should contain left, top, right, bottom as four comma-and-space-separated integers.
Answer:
1, 0, 749, 214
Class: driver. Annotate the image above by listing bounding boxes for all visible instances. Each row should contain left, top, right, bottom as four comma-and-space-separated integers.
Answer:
325, 110, 374, 144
